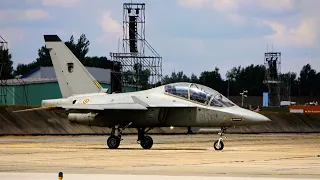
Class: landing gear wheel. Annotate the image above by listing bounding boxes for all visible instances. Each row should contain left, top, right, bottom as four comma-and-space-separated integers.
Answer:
140, 135, 153, 149
214, 140, 224, 151
107, 135, 121, 149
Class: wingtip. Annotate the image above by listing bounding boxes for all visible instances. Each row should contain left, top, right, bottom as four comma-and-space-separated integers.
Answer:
44, 35, 62, 42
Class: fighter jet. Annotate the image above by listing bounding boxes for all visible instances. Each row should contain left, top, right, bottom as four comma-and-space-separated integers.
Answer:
13, 35, 271, 151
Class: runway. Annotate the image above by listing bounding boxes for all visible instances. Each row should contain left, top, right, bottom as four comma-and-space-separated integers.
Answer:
0, 134, 319, 179
1, 173, 320, 180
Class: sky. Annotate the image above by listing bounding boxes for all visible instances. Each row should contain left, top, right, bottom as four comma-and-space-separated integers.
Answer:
0, 0, 319, 79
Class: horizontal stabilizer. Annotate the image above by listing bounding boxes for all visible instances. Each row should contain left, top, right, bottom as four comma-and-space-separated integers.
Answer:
12, 106, 58, 113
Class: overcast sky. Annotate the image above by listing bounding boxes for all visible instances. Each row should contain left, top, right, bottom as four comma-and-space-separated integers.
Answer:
1, 0, 319, 79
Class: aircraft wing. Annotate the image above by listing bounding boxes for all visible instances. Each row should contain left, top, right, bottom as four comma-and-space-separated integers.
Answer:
59, 103, 148, 110
148, 104, 197, 108
12, 96, 148, 113
58, 96, 149, 110
59, 96, 148, 110
12, 96, 200, 113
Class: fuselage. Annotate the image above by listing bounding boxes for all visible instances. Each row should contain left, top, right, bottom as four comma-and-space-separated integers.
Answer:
41, 82, 271, 128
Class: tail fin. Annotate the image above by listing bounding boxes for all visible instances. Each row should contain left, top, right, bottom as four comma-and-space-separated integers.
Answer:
44, 35, 107, 98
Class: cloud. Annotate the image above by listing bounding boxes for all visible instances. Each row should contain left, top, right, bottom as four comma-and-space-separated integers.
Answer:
258, 0, 294, 12
177, 0, 319, 48
0, 9, 50, 21
26, 0, 82, 7
177, 0, 209, 9
226, 13, 246, 25
211, 0, 293, 12
211, 0, 246, 12
0, 28, 25, 49
263, 18, 318, 47
100, 12, 122, 34
41, 0, 81, 7
24, 9, 51, 20
98, 12, 122, 43
179, 0, 295, 24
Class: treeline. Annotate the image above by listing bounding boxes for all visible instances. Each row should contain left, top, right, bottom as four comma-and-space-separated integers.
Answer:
13, 34, 113, 77
0, 33, 319, 97
162, 64, 320, 97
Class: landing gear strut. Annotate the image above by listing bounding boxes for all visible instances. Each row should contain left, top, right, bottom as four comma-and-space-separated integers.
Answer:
137, 128, 153, 149
213, 127, 227, 151
106, 122, 132, 149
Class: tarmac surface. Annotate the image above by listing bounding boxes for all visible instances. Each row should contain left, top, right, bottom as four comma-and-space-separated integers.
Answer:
0, 134, 319, 179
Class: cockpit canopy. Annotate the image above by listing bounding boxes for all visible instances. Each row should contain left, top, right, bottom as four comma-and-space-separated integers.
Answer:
164, 82, 235, 107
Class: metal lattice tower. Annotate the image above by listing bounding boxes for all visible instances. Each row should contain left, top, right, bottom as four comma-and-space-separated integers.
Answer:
110, 2, 162, 92
263, 52, 281, 107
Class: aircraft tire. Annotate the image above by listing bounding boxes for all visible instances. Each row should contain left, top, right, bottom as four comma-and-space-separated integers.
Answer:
107, 135, 121, 149
213, 140, 224, 151
140, 135, 153, 149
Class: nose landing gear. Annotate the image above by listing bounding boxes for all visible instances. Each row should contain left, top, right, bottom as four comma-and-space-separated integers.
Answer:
213, 127, 227, 151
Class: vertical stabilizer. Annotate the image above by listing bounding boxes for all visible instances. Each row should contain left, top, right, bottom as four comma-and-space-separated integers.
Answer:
44, 35, 106, 98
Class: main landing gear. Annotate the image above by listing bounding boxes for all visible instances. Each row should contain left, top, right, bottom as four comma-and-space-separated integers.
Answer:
106, 124, 154, 150
213, 127, 227, 151
106, 122, 132, 149
137, 127, 153, 149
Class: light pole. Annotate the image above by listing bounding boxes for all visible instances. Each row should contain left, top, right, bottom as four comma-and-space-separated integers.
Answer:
227, 79, 230, 98
239, 90, 248, 107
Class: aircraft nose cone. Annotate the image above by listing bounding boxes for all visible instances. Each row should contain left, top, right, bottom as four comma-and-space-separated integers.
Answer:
249, 112, 271, 123
232, 108, 271, 125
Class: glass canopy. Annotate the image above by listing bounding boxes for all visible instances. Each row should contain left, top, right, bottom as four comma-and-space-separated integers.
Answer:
164, 82, 235, 107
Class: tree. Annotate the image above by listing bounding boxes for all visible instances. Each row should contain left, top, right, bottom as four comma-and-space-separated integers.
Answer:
122, 63, 151, 90
0, 48, 14, 79
9, 32, 320, 97
162, 71, 190, 84
299, 64, 317, 96
65, 34, 90, 59
133, 63, 150, 90
190, 73, 198, 83
14, 33, 93, 76
315, 72, 320, 96
36, 46, 52, 66
225, 65, 266, 96
280, 72, 298, 97
198, 67, 224, 94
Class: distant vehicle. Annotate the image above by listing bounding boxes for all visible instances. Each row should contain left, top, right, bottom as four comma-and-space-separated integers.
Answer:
13, 35, 271, 151
305, 101, 318, 106
280, 101, 296, 107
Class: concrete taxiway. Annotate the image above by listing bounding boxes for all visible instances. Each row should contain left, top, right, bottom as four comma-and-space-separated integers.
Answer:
1, 173, 320, 180
0, 134, 319, 179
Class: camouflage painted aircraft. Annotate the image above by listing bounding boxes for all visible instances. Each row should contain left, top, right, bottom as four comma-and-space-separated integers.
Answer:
14, 35, 271, 151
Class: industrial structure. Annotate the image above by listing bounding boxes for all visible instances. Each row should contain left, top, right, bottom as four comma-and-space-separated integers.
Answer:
263, 51, 290, 107
0, 2, 163, 106
110, 2, 162, 92
0, 35, 29, 105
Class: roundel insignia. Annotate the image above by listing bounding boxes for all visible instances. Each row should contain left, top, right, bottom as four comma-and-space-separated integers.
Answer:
82, 98, 90, 104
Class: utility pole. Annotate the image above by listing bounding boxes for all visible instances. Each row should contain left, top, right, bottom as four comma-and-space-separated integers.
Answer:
227, 79, 230, 98
239, 90, 248, 107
